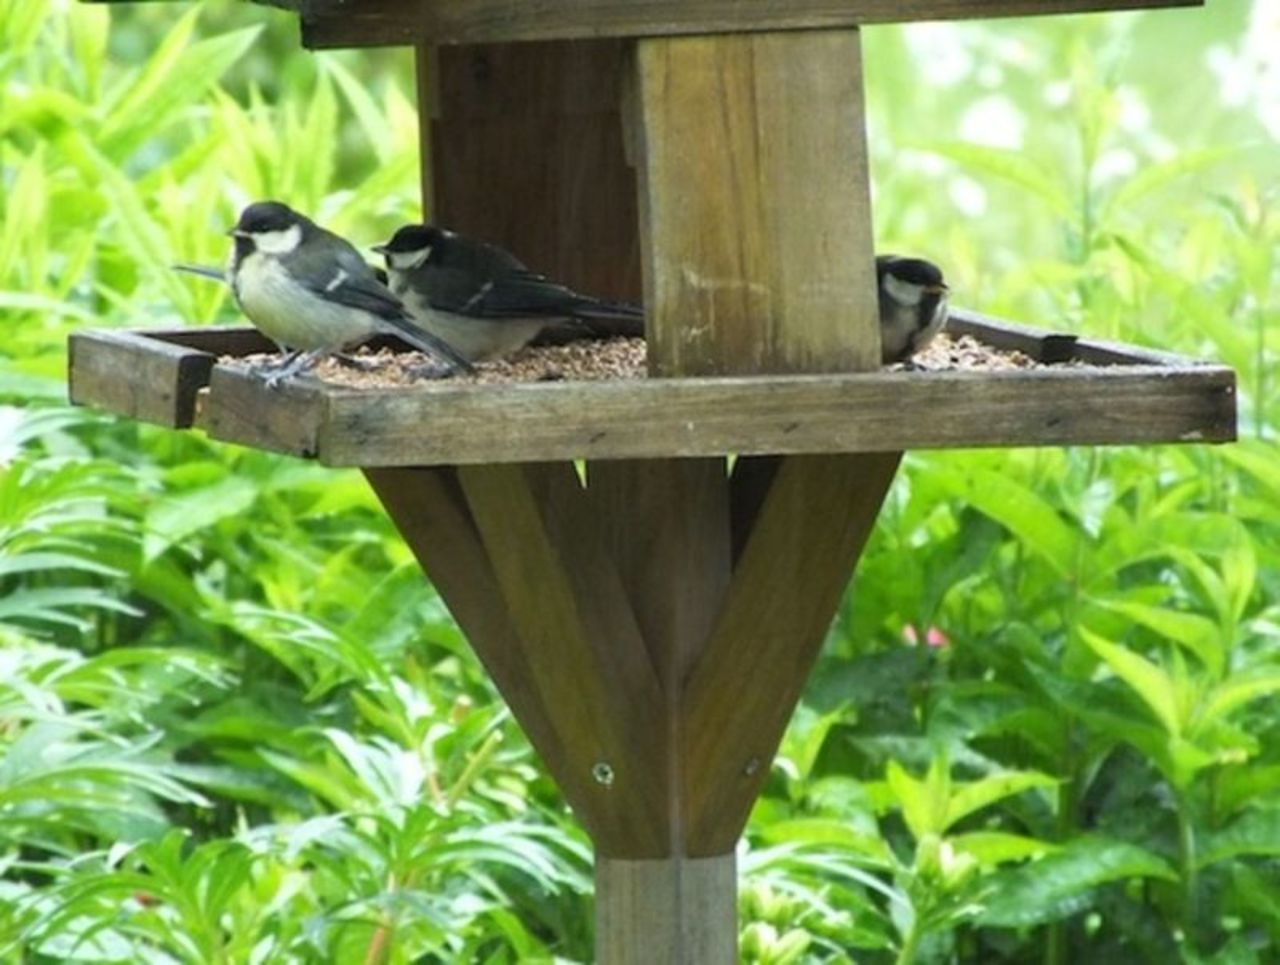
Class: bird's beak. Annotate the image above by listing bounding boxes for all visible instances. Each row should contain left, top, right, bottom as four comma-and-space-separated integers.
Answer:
926, 283, 950, 295
227, 227, 246, 238
369, 243, 389, 255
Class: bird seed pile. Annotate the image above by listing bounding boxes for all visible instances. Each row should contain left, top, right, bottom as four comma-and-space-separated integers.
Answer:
227, 332, 1047, 388
887, 333, 1041, 372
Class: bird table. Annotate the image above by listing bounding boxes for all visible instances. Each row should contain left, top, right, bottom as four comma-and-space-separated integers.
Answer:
71, 0, 1228, 960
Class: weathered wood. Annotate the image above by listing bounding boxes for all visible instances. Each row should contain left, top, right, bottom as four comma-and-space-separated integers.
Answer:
425, 40, 641, 304
588, 460, 732, 846
296, 0, 1203, 49
728, 455, 785, 567
596, 854, 737, 964
312, 364, 1236, 465
71, 325, 1238, 465
200, 364, 328, 458
682, 452, 902, 854
635, 30, 879, 375
945, 312, 1081, 363
457, 462, 670, 856
150, 326, 275, 357
588, 460, 729, 702
362, 467, 604, 819
946, 309, 1202, 366
68, 329, 217, 428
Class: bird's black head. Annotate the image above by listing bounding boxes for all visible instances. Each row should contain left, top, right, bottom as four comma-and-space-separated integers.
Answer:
371, 224, 447, 271
372, 224, 446, 255
228, 201, 311, 262
232, 201, 306, 236
878, 255, 948, 293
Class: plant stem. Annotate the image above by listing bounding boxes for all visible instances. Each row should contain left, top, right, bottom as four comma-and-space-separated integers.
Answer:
1176, 791, 1199, 942
895, 921, 923, 965
1045, 732, 1079, 965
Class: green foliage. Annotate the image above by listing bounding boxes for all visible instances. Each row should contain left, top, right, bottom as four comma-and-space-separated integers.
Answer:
1, 0, 1277, 962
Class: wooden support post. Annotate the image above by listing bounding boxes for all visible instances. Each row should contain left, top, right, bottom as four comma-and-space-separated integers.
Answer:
590, 27, 892, 961
388, 29, 899, 964
589, 458, 733, 962
635, 29, 880, 375
421, 39, 641, 300
596, 855, 737, 963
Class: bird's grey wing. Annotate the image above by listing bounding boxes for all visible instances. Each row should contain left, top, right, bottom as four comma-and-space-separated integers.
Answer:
421, 262, 644, 323
295, 237, 474, 373
289, 239, 409, 321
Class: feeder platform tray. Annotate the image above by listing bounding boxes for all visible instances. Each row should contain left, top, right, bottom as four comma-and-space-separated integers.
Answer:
68, 308, 1236, 467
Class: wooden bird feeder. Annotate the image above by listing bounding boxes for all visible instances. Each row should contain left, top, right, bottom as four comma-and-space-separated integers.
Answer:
71, 1, 1228, 960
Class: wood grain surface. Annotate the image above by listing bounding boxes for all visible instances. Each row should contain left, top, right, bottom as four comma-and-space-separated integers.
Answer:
635, 30, 880, 374
296, 0, 1202, 49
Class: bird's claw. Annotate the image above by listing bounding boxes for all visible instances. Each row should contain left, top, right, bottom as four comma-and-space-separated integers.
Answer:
406, 361, 462, 381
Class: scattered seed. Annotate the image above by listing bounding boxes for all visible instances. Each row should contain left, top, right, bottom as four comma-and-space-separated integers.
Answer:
223, 332, 1070, 389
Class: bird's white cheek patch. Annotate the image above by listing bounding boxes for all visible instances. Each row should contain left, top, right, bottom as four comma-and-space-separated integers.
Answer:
253, 223, 303, 255
389, 246, 432, 271
885, 273, 925, 307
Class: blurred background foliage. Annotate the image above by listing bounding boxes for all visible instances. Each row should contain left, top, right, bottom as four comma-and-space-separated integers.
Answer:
0, 0, 1276, 961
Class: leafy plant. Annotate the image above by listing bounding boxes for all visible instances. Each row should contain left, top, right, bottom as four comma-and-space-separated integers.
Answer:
1, 1, 1277, 962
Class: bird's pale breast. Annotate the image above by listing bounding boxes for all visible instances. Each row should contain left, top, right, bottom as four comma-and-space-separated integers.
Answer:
235, 253, 377, 352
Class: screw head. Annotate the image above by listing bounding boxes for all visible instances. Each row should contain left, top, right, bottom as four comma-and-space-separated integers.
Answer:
592, 762, 615, 787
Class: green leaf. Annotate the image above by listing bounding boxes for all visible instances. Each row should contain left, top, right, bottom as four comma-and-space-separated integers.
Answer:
100, 15, 261, 160
949, 831, 1055, 867
756, 818, 892, 863
979, 836, 1176, 928
1199, 808, 1280, 868
932, 467, 1081, 577
1081, 629, 1182, 735
1090, 599, 1223, 675
944, 771, 1058, 831
917, 142, 1073, 217
143, 476, 258, 561
1201, 669, 1280, 725
886, 756, 951, 840
67, 9, 109, 100
1106, 147, 1239, 213
60, 133, 194, 317
1215, 765, 1280, 819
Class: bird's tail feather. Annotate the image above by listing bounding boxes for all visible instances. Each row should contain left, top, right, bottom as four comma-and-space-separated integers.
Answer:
571, 298, 646, 338
573, 314, 645, 339
572, 298, 645, 322
380, 314, 476, 375
172, 263, 227, 282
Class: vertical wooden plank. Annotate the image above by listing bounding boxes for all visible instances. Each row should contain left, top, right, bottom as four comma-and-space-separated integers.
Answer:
589, 459, 730, 715
414, 44, 440, 217
421, 39, 642, 302
682, 451, 901, 854
588, 459, 734, 962
634, 30, 879, 375
596, 854, 737, 965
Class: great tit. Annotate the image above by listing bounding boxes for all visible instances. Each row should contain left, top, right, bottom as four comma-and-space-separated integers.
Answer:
225, 202, 473, 386
876, 255, 950, 364
371, 224, 645, 362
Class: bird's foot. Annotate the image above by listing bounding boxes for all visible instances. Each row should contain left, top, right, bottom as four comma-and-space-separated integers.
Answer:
406, 360, 464, 381
261, 350, 323, 390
